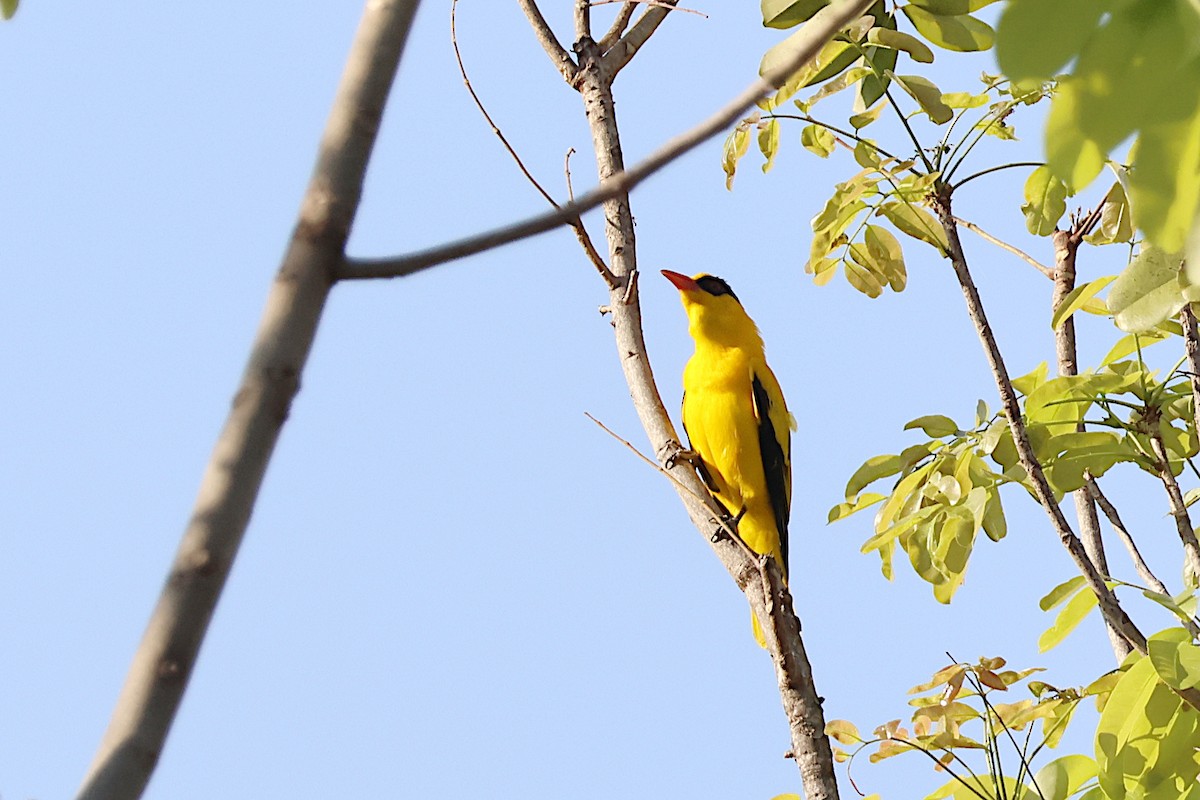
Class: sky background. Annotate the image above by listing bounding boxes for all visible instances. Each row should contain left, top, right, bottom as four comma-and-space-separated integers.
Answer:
0, 2, 1186, 799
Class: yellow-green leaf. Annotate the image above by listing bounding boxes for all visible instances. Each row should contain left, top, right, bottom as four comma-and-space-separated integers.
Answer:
799, 123, 834, 159
1040, 575, 1086, 611
878, 200, 949, 253
901, 6, 994, 52
892, 73, 953, 124
1022, 165, 1068, 236
905, 414, 958, 437
1148, 627, 1200, 691
866, 28, 934, 63
1107, 245, 1187, 333
1038, 587, 1097, 652
1051, 276, 1117, 330
758, 119, 781, 173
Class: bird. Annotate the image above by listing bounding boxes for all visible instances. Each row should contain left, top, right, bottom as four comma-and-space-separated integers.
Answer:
661, 270, 794, 648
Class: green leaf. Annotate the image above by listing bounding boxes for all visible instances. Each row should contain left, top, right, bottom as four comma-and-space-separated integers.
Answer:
1032, 754, 1098, 800
1, 0, 17, 20
907, 0, 1000, 14
1044, 80, 1106, 194
844, 253, 885, 298
846, 453, 905, 500
941, 91, 989, 109
1148, 627, 1200, 690
1107, 245, 1187, 333
892, 73, 953, 124
866, 28, 934, 63
864, 224, 906, 291
1021, 165, 1068, 236
850, 104, 885, 129
905, 414, 958, 437
901, 6, 994, 52
758, 119, 781, 173
1084, 181, 1135, 246
1011, 361, 1048, 395
799, 123, 835, 158
807, 65, 874, 106
722, 124, 752, 190
759, 36, 853, 106
1129, 85, 1200, 253
878, 200, 949, 254
981, 487, 1006, 542
995, 0, 1103, 82
1052, 276, 1117, 330
1039, 575, 1086, 612
1038, 586, 1097, 652
828, 492, 886, 522
762, 0, 828, 29
857, 45, 896, 112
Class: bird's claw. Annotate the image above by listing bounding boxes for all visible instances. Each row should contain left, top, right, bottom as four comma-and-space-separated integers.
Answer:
660, 439, 700, 471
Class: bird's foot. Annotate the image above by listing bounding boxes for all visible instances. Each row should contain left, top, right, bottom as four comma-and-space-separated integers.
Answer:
659, 439, 700, 470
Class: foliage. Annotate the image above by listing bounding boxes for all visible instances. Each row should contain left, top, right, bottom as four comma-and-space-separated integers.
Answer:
2, 0, 17, 21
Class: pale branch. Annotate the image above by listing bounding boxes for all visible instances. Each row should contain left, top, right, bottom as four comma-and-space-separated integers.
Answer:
339, 0, 875, 281
932, 189, 1149, 657
451, 0, 613, 285
601, 0, 678, 76
596, 1, 636, 51
561, 4, 876, 797
1051, 220, 1129, 662
954, 215, 1053, 278
575, 0, 592, 40
1179, 305, 1200, 453
74, 2, 421, 799
1086, 478, 1169, 594
1148, 431, 1200, 585
516, 0, 577, 81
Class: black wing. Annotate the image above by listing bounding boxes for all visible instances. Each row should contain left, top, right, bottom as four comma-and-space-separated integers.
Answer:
751, 374, 790, 579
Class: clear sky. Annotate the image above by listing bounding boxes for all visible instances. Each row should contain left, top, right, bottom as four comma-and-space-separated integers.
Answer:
1, 2, 1179, 799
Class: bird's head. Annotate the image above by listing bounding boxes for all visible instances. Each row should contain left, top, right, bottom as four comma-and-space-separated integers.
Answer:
661, 270, 759, 347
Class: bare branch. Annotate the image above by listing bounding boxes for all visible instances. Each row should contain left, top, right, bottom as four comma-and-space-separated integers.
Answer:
1149, 430, 1200, 585
955, 215, 1053, 278
74, 3, 422, 799
575, 0, 591, 40
1052, 222, 1130, 662
602, 1, 679, 77
1179, 305, 1200, 452
340, 0, 877, 281
1086, 480, 1167, 593
517, 0, 578, 81
597, 2, 636, 51
452, 0, 613, 284
933, 190, 1148, 656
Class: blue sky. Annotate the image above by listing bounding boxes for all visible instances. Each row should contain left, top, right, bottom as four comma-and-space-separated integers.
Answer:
1, 2, 1182, 799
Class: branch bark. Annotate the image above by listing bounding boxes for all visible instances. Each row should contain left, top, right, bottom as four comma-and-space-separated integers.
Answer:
74, 2, 420, 798
1051, 225, 1130, 661
597, 1, 636, 51
521, 1, 877, 795
1180, 304, 1200, 467
339, 0, 875, 281
933, 189, 1148, 657
1148, 430, 1200, 584
601, 1, 678, 76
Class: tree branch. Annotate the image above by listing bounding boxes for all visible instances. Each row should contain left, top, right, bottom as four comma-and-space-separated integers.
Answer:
574, 0, 592, 41
955, 215, 1053, 278
563, 4, 878, 796
932, 188, 1149, 657
73, 2, 421, 798
601, 0, 678, 77
1051, 222, 1130, 662
517, 0, 578, 81
1179, 305, 1200, 459
597, 2, 636, 51
339, 0, 876, 281
1148, 430, 1200, 585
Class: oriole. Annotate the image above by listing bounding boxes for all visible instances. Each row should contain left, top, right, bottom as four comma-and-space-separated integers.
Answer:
662, 270, 794, 647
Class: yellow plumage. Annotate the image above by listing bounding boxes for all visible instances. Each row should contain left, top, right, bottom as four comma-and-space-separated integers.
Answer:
662, 270, 794, 647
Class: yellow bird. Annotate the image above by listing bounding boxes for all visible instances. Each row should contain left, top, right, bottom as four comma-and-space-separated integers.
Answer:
662, 270, 794, 647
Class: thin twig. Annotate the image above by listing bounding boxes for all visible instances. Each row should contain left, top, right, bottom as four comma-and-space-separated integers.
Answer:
517, 0, 577, 81
452, 0, 613, 284
950, 161, 1045, 193
1149, 430, 1200, 584
593, 0, 706, 17
339, 0, 876, 281
954, 216, 1053, 278
601, 0, 680, 77
564, 147, 578, 201
597, 2, 636, 51
764, 113, 908, 167
1085, 478, 1173, 597
1179, 305, 1200, 461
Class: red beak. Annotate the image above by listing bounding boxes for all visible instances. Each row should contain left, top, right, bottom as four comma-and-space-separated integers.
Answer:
661, 270, 700, 292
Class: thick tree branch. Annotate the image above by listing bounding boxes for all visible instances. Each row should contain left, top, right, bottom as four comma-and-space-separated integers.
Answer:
601, 1, 678, 77
597, 1, 636, 51
574, 0, 592, 40
1051, 223, 1130, 661
517, 0, 578, 81
73, 3, 420, 798
933, 189, 1149, 657
340, 0, 876, 281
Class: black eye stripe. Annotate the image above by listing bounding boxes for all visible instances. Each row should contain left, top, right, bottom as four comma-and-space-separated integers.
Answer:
695, 275, 739, 302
